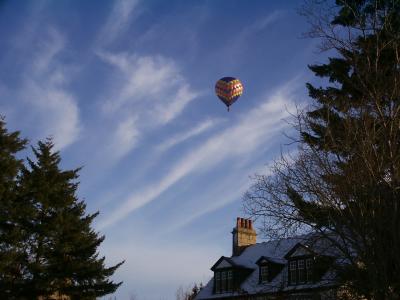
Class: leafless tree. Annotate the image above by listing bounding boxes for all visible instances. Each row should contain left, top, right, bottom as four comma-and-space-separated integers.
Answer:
176, 283, 202, 300
244, 1, 400, 299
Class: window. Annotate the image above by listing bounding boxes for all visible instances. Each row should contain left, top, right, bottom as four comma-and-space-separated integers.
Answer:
298, 259, 305, 283
215, 272, 221, 293
260, 265, 268, 283
290, 260, 297, 284
282, 265, 287, 284
306, 258, 313, 282
215, 270, 234, 294
289, 258, 314, 285
221, 271, 226, 291
227, 270, 233, 291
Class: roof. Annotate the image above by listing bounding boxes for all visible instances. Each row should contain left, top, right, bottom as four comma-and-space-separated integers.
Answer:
284, 242, 316, 259
211, 256, 251, 271
195, 235, 338, 300
255, 256, 285, 265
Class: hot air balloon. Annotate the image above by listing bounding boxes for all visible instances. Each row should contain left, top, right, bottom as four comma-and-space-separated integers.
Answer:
215, 77, 243, 111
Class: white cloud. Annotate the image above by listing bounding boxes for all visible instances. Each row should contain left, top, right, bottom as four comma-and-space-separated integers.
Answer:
32, 28, 64, 74
98, 81, 297, 229
164, 173, 251, 233
22, 80, 80, 150
156, 118, 221, 152
93, 1, 201, 164
97, 0, 139, 46
95, 51, 200, 162
5, 28, 81, 150
247, 10, 283, 32
98, 52, 191, 115
221, 11, 284, 64
163, 158, 280, 233
104, 117, 140, 161
153, 84, 198, 124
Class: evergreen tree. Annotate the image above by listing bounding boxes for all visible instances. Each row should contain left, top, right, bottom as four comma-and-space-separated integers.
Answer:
0, 117, 28, 298
299, 1, 400, 297
244, 1, 400, 299
20, 139, 123, 299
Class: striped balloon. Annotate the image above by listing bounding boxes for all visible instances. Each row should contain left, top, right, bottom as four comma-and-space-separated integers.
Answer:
215, 77, 243, 111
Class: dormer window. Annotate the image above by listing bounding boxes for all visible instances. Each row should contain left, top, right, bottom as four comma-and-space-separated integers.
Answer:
288, 258, 314, 285
214, 270, 233, 293
284, 243, 317, 286
260, 265, 268, 283
211, 256, 254, 294
256, 256, 285, 284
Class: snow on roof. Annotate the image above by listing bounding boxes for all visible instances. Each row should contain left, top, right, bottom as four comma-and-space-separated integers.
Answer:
195, 235, 338, 300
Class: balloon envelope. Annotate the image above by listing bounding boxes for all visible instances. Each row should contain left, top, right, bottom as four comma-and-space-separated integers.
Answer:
215, 77, 243, 109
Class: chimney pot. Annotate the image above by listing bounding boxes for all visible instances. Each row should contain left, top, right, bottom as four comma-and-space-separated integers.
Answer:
232, 217, 257, 256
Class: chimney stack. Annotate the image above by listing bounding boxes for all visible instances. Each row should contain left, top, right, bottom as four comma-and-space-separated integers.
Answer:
232, 217, 257, 256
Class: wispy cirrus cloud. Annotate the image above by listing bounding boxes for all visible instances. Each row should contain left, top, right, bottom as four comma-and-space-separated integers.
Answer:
90, 0, 201, 164
163, 158, 280, 234
20, 80, 80, 150
103, 117, 140, 161
98, 80, 298, 229
244, 10, 283, 33
95, 50, 200, 162
153, 83, 199, 124
222, 11, 284, 64
156, 118, 221, 152
163, 171, 252, 233
98, 51, 197, 118
3, 28, 81, 150
97, 0, 139, 46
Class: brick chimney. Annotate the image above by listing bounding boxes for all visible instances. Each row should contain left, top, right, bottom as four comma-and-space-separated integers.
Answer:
232, 217, 257, 256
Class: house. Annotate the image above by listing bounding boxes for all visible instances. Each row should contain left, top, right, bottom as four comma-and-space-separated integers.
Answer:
195, 218, 339, 300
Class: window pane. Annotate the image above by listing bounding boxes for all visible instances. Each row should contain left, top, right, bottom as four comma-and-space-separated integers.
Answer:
306, 258, 312, 269
221, 271, 226, 292
215, 272, 220, 293
260, 266, 268, 283
290, 260, 297, 284
227, 270, 233, 291
298, 259, 304, 269
298, 259, 305, 283
306, 258, 313, 282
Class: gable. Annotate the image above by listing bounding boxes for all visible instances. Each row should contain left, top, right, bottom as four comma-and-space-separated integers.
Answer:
258, 258, 268, 265
214, 259, 232, 269
284, 243, 314, 259
211, 256, 236, 271
255, 256, 285, 266
291, 245, 312, 257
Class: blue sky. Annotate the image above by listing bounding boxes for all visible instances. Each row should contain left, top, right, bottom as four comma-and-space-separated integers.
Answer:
0, 1, 324, 299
